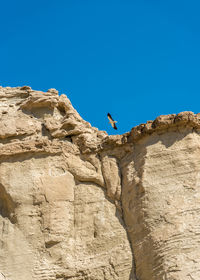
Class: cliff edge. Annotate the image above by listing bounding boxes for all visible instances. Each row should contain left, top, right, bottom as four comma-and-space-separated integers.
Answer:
0, 86, 200, 280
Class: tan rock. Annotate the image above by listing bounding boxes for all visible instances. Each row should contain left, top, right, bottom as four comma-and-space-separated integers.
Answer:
102, 155, 121, 201
0, 273, 6, 280
47, 88, 59, 95
40, 171, 75, 202
122, 130, 200, 280
64, 153, 105, 187
1, 86, 200, 280
0, 86, 133, 280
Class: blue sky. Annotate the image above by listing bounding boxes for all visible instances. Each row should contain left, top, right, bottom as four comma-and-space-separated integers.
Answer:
1, 1, 200, 134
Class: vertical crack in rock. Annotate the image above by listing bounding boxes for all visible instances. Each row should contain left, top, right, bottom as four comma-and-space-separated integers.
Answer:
121, 147, 153, 280
101, 153, 138, 280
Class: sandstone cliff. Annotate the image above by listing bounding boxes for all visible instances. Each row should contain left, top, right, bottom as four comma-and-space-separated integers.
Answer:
0, 86, 200, 280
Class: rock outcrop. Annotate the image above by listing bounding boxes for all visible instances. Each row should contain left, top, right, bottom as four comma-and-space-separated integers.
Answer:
0, 86, 200, 280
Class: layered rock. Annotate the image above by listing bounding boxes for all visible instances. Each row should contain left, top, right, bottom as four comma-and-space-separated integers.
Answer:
0, 86, 200, 280
0, 87, 132, 280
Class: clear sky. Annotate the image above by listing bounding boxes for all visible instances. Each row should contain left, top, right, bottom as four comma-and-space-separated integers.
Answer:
1, 1, 200, 135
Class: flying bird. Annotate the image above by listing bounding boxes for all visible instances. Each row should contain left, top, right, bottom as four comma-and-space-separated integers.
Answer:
107, 113, 117, 130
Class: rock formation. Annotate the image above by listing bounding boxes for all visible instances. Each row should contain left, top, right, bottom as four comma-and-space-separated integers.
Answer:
0, 86, 200, 280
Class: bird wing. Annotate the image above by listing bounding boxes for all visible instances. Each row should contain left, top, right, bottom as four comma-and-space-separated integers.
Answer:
107, 113, 114, 122
113, 123, 117, 130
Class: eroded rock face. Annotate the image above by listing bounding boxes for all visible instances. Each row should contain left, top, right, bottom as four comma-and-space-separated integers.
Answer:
0, 87, 133, 280
1, 86, 200, 280
122, 130, 200, 280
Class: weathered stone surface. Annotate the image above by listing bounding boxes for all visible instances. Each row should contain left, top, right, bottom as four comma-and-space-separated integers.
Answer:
0, 273, 9, 280
102, 155, 121, 201
122, 130, 200, 280
0, 87, 133, 280
1, 86, 200, 280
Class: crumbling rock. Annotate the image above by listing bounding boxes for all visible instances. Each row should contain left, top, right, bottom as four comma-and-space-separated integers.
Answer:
19, 91, 58, 110
0, 86, 200, 280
